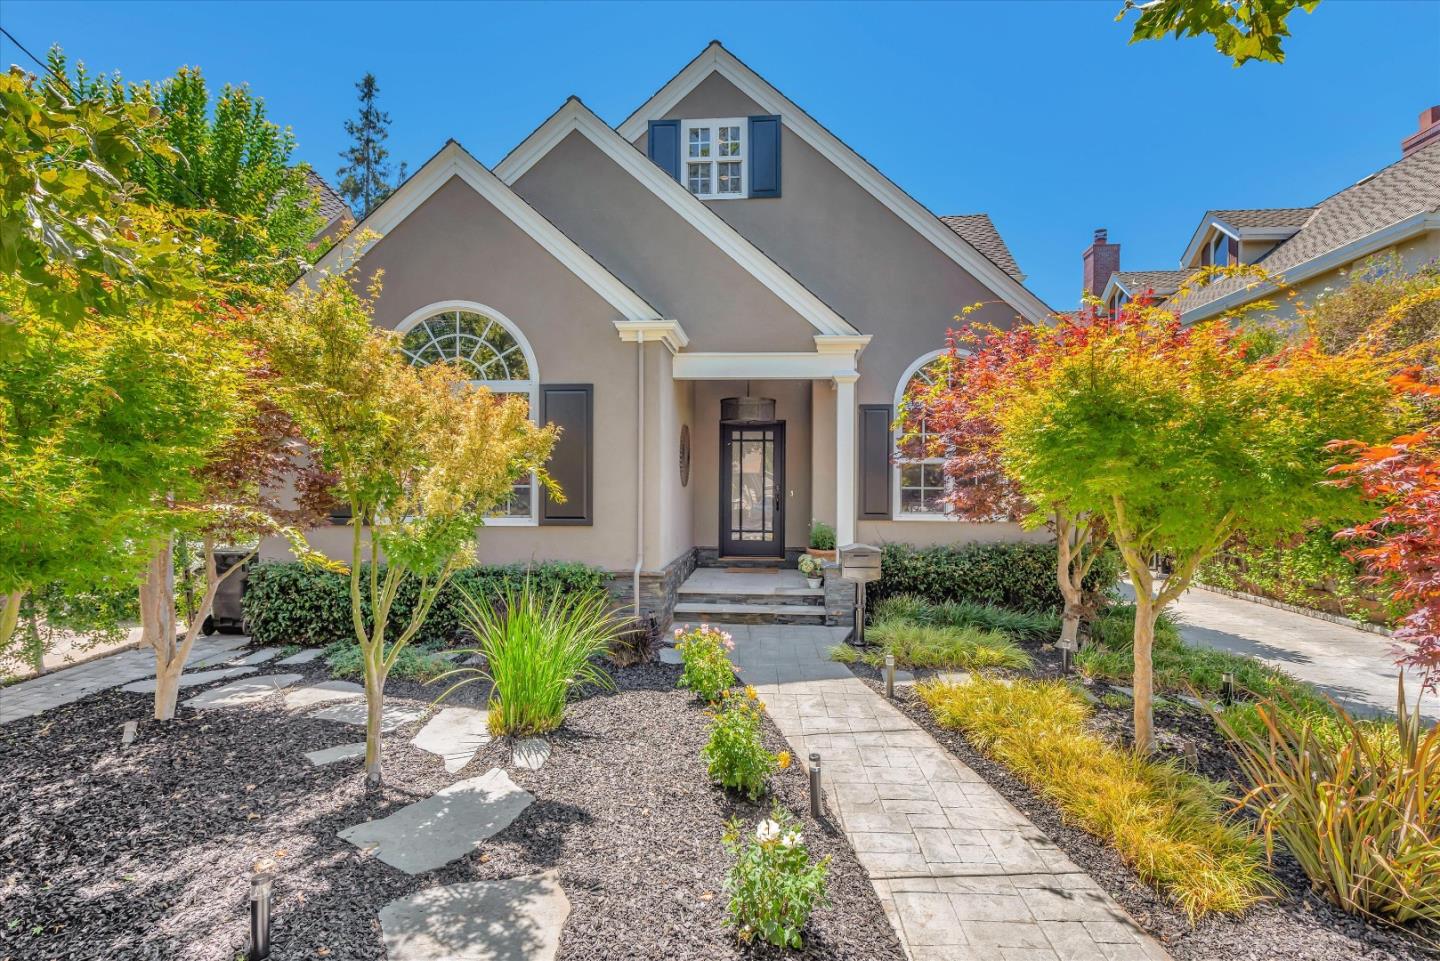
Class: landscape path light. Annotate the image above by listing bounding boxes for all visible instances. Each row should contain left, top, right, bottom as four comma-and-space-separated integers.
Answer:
249, 871, 273, 961
808, 752, 823, 819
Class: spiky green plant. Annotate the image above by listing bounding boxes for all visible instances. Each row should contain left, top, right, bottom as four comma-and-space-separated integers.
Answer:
855, 618, 1031, 671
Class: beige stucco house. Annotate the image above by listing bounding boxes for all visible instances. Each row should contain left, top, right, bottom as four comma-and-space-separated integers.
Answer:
268, 42, 1049, 622
1086, 106, 1440, 323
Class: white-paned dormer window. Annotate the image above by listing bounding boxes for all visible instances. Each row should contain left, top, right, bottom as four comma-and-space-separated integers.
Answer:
398, 303, 540, 524
683, 118, 745, 199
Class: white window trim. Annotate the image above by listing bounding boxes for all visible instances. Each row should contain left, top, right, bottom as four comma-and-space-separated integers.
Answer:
396, 300, 541, 526
892, 349, 961, 522
681, 117, 746, 200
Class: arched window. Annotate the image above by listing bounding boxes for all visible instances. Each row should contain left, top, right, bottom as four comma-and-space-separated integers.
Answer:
893, 350, 951, 519
396, 302, 539, 524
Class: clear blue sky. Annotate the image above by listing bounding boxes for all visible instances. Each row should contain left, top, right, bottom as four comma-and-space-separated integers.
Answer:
4, 1, 1438, 308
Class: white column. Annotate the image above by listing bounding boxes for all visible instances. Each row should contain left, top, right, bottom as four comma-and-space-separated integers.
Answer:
833, 372, 858, 547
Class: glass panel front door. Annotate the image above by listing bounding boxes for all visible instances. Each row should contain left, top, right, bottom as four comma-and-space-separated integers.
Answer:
720, 423, 785, 558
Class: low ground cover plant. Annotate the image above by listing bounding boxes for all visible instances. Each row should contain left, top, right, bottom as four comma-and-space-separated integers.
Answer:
723, 808, 831, 949
869, 542, 1120, 613
324, 640, 453, 683
1218, 680, 1440, 927
449, 584, 619, 736
834, 618, 1031, 672
872, 594, 1061, 643
675, 624, 736, 702
703, 687, 789, 800
242, 560, 609, 648
919, 675, 1275, 920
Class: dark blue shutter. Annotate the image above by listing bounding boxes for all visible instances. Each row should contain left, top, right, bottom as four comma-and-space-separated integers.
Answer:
859, 405, 892, 518
540, 384, 593, 526
647, 119, 681, 182
748, 115, 782, 198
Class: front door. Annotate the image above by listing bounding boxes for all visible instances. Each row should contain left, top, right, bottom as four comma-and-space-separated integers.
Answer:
719, 422, 785, 558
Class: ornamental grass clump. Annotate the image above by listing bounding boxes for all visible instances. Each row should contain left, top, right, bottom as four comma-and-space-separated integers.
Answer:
449, 584, 620, 737
837, 618, 1031, 672
723, 808, 831, 949
675, 623, 736, 702
919, 675, 1275, 920
871, 594, 1061, 643
1218, 678, 1440, 926
703, 686, 790, 800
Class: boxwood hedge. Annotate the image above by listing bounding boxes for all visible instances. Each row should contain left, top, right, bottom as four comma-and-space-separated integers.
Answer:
868, 541, 1120, 613
241, 560, 610, 648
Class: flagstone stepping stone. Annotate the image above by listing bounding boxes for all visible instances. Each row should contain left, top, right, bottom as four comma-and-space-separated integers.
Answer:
285, 680, 365, 709
512, 737, 550, 771
305, 742, 367, 766
412, 707, 492, 773
340, 768, 534, 874
659, 647, 683, 665
120, 721, 138, 747
120, 665, 256, 694
277, 648, 324, 665
182, 673, 304, 709
379, 871, 569, 961
309, 699, 426, 732
229, 647, 281, 667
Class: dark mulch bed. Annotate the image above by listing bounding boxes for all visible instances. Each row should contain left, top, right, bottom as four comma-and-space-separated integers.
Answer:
0, 649, 903, 961
848, 654, 1437, 961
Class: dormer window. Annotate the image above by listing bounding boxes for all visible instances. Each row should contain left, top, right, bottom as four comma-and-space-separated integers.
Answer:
1203, 229, 1237, 268
682, 118, 746, 199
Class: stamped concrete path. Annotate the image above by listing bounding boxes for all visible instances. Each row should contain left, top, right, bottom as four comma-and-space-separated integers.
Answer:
724, 624, 1169, 961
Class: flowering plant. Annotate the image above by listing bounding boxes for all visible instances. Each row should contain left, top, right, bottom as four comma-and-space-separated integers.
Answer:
723, 807, 831, 949
674, 623, 736, 703
796, 554, 822, 578
702, 686, 789, 800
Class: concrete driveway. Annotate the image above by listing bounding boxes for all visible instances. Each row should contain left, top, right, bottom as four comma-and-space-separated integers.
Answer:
1121, 583, 1437, 724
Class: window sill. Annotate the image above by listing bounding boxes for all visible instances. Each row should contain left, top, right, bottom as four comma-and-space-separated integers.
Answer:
890, 513, 957, 523
695, 193, 747, 202
482, 516, 538, 528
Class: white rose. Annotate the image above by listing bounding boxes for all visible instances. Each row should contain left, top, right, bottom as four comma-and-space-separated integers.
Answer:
755, 819, 780, 843
780, 831, 802, 848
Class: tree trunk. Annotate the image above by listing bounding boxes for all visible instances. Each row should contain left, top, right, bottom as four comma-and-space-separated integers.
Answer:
24, 605, 45, 676
1132, 590, 1156, 753
0, 591, 23, 656
1059, 609, 1081, 650
363, 652, 386, 789
141, 540, 182, 721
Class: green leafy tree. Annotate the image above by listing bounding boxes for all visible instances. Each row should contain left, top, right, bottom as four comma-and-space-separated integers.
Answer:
336, 73, 406, 219
990, 300, 1399, 750
261, 257, 559, 787
1118, 0, 1321, 66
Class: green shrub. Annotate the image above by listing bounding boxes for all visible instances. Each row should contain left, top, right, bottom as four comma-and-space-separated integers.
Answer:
723, 808, 831, 949
242, 560, 609, 648
703, 688, 786, 800
1218, 681, 1440, 926
854, 618, 1032, 671
675, 624, 737, 703
450, 584, 619, 737
920, 676, 1275, 920
871, 594, 1061, 643
324, 640, 453, 683
870, 542, 1120, 613
808, 521, 836, 551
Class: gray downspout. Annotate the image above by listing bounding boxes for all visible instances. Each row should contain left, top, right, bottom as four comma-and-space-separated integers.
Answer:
633, 338, 645, 620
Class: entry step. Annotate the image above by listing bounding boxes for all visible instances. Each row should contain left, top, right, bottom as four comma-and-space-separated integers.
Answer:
672, 601, 828, 625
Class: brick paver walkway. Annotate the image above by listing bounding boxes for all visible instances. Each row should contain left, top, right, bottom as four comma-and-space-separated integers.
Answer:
0, 634, 249, 725
725, 624, 1169, 961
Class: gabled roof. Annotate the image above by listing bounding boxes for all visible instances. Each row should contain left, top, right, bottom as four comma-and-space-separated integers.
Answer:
298, 140, 662, 321
1108, 270, 1195, 300
1210, 208, 1314, 231
494, 96, 859, 337
305, 168, 353, 226
615, 41, 1052, 325
1183, 140, 1440, 319
939, 215, 1024, 281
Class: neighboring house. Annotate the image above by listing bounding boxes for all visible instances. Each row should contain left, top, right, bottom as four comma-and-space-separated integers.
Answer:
305, 169, 355, 247
267, 41, 1048, 621
1085, 106, 1440, 321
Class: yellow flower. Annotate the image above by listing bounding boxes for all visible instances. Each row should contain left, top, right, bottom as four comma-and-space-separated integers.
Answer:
744, 685, 758, 701
777, 751, 792, 770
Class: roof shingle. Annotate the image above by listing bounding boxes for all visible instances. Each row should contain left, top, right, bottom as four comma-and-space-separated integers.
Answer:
1209, 207, 1314, 231
1113, 269, 1195, 297
939, 214, 1024, 281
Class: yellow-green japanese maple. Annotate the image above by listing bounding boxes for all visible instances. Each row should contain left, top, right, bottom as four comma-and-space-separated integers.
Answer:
261, 261, 559, 787
991, 301, 1401, 750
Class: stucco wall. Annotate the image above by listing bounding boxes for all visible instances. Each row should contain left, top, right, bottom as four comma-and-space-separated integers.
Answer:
262, 174, 645, 570
511, 130, 818, 353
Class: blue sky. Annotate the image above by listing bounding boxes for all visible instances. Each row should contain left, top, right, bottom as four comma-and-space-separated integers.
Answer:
4, 1, 1438, 309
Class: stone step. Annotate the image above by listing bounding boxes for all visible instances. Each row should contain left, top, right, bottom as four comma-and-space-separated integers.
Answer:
671, 601, 827, 625
675, 589, 825, 607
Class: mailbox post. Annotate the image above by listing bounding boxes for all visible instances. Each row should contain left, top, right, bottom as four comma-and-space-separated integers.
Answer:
839, 543, 882, 646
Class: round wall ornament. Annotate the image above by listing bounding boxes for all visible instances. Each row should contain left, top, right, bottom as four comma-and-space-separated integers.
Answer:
679, 425, 692, 487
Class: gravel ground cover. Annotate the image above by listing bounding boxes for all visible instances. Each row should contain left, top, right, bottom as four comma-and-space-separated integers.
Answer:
0, 650, 903, 961
846, 655, 1436, 961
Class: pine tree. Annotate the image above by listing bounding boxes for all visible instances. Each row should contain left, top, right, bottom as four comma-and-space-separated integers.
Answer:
337, 73, 407, 219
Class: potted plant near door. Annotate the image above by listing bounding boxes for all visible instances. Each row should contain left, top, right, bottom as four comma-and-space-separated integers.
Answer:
806, 520, 837, 562
797, 553, 824, 589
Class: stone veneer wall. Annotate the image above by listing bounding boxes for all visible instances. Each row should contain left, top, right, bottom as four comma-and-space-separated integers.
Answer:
604, 548, 699, 626
822, 561, 857, 627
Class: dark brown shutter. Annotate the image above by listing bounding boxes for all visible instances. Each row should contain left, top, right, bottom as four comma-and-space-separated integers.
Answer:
540, 384, 593, 525
859, 404, 893, 519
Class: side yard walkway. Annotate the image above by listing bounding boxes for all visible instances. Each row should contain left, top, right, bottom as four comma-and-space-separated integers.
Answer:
727, 624, 1169, 961
0, 634, 248, 725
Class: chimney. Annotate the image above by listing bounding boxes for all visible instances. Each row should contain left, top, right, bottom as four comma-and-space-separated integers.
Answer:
1401, 105, 1440, 157
1082, 228, 1120, 299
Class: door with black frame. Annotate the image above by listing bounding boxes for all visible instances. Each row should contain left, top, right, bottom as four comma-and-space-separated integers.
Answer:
719, 422, 785, 559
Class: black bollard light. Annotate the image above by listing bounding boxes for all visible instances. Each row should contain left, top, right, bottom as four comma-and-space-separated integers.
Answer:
249, 872, 273, 961
808, 752, 823, 818
1221, 672, 1236, 706
1060, 647, 1073, 675
885, 654, 896, 699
